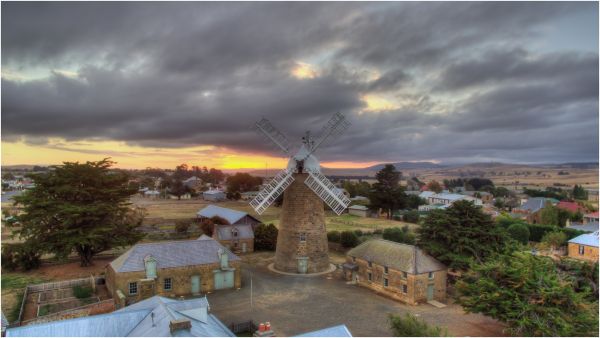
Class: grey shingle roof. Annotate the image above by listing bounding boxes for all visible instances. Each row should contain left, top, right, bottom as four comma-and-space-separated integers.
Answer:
7, 296, 235, 337
110, 238, 240, 273
517, 197, 548, 213
215, 224, 254, 240
347, 239, 446, 274
196, 205, 248, 224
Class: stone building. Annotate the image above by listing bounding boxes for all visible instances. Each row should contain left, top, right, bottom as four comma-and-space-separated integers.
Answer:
567, 231, 599, 262
343, 239, 447, 305
106, 236, 241, 307
211, 224, 254, 253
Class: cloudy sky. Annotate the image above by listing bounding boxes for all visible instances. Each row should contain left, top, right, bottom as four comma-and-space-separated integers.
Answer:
2, 2, 598, 169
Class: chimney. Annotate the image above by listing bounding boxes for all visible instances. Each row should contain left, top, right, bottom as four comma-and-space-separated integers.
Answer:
169, 319, 192, 334
253, 322, 275, 337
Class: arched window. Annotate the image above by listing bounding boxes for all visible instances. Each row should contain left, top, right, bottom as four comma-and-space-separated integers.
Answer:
144, 255, 157, 279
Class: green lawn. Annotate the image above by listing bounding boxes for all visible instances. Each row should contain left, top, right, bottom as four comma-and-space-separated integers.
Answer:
1, 273, 48, 290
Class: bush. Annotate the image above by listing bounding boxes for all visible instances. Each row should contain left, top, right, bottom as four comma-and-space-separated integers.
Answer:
373, 229, 383, 235
254, 224, 278, 251
1, 244, 41, 271
389, 313, 446, 336
527, 224, 557, 242
403, 210, 420, 223
562, 227, 586, 240
507, 223, 530, 244
382, 226, 415, 245
199, 219, 215, 236
340, 231, 359, 248
73, 285, 93, 299
175, 220, 191, 234
541, 231, 567, 250
354, 229, 363, 237
327, 231, 341, 243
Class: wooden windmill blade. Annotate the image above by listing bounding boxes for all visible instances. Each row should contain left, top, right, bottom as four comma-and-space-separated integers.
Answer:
250, 169, 295, 214
304, 169, 351, 215
253, 118, 292, 155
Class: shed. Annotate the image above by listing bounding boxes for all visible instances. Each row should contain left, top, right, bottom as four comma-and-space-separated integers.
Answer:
203, 189, 226, 202
348, 205, 369, 217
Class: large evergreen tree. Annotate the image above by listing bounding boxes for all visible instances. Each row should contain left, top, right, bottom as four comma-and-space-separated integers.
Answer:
368, 164, 406, 219
416, 200, 508, 270
456, 252, 598, 336
13, 159, 144, 266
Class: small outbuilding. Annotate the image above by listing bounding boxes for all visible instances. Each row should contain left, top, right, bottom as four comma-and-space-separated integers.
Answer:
344, 239, 447, 305
348, 205, 369, 217
203, 189, 226, 201
567, 231, 599, 262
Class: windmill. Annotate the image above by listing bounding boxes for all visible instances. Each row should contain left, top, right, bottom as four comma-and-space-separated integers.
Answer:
250, 112, 351, 273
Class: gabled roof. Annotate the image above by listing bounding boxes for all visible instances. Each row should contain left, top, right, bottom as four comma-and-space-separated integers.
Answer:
110, 238, 240, 273
7, 296, 234, 337
214, 224, 254, 240
585, 211, 599, 219
296, 324, 353, 337
347, 239, 446, 274
196, 205, 259, 224
556, 201, 585, 213
516, 197, 548, 213
568, 232, 599, 248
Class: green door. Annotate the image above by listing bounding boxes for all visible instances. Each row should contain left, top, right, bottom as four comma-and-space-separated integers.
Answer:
427, 284, 434, 301
191, 275, 201, 294
214, 271, 234, 290
297, 257, 308, 274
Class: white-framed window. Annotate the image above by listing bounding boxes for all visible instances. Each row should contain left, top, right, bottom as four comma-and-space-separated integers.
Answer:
383, 278, 389, 287
164, 278, 172, 291
402, 284, 407, 293
578, 245, 585, 255
384, 266, 389, 274
129, 282, 138, 295
368, 272, 372, 282
299, 233, 306, 242
428, 272, 434, 279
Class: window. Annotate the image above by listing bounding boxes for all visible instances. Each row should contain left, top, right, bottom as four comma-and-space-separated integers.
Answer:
402, 285, 407, 293
428, 272, 434, 280
384, 266, 389, 274
129, 282, 138, 295
232, 229, 238, 237
352, 256, 356, 263
300, 233, 306, 242
368, 261, 372, 268
368, 272, 372, 282
579, 245, 585, 255
234, 241, 239, 248
163, 278, 172, 291
401, 271, 407, 279
383, 278, 389, 287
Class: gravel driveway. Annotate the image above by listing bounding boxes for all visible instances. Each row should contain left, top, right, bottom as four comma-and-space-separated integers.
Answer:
207, 253, 506, 337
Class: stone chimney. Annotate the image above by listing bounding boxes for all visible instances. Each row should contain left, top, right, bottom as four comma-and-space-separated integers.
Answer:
169, 319, 192, 334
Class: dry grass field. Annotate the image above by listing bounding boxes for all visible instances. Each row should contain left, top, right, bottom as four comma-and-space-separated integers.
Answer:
132, 196, 414, 232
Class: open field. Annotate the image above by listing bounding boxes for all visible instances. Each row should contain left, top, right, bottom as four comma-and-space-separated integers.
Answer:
133, 197, 416, 232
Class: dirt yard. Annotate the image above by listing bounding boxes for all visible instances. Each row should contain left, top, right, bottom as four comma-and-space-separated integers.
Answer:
207, 252, 507, 337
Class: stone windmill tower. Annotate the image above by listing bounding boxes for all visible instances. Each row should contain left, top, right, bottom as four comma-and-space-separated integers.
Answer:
250, 113, 351, 274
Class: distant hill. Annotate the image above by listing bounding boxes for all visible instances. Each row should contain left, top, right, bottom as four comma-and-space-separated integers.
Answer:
366, 162, 445, 171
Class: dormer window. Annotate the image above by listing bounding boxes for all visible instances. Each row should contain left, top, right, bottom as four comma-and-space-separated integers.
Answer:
232, 228, 238, 237
144, 255, 157, 279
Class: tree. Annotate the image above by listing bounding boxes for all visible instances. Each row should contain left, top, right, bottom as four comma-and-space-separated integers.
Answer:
13, 159, 144, 266
389, 313, 446, 337
402, 210, 420, 223
199, 219, 215, 236
254, 223, 278, 251
541, 231, 567, 251
368, 165, 406, 219
406, 195, 427, 210
427, 180, 443, 193
572, 184, 588, 200
340, 231, 359, 248
417, 200, 508, 270
175, 220, 191, 234
383, 226, 415, 245
327, 230, 341, 243
2, 172, 15, 180
456, 252, 598, 336
169, 179, 190, 200
507, 223, 529, 244
1, 243, 41, 271
226, 173, 263, 196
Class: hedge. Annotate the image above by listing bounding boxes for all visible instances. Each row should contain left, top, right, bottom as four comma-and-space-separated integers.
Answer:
527, 224, 585, 242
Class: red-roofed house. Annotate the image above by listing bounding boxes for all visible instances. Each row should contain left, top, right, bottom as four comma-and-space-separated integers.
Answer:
584, 211, 599, 224
556, 201, 587, 214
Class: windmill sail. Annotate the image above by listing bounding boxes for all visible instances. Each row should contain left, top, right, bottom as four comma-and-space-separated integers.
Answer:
309, 112, 351, 154
304, 169, 351, 215
250, 169, 295, 214
253, 118, 292, 155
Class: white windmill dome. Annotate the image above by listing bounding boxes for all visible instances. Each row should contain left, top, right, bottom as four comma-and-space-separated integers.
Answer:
287, 144, 321, 173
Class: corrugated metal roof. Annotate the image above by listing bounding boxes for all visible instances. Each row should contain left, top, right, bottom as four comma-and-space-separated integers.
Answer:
430, 193, 466, 201
517, 197, 547, 213
215, 224, 254, 240
196, 205, 247, 224
568, 232, 599, 247
110, 238, 240, 273
347, 239, 446, 274
568, 222, 599, 233
296, 324, 353, 337
7, 296, 234, 337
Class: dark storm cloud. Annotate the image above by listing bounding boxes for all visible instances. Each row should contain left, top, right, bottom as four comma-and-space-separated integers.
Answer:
1, 2, 598, 164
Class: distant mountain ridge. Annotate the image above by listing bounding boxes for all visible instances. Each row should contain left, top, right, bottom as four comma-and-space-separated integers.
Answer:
365, 161, 445, 171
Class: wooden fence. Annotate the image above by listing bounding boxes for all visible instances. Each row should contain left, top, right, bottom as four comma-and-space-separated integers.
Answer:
27, 277, 93, 293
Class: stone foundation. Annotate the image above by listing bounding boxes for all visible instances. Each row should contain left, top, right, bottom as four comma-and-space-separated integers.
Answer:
274, 173, 330, 273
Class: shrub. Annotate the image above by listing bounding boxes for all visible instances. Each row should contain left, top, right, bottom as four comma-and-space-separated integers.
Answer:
327, 231, 341, 243
562, 227, 586, 240
403, 210, 420, 223
373, 229, 383, 235
199, 219, 215, 236
382, 227, 416, 245
340, 231, 359, 248
541, 231, 567, 251
73, 285, 93, 299
389, 313, 446, 337
507, 223, 530, 244
1, 244, 41, 271
354, 229, 363, 237
254, 223, 278, 251
527, 224, 556, 242
175, 220, 191, 234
